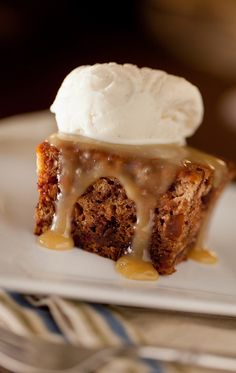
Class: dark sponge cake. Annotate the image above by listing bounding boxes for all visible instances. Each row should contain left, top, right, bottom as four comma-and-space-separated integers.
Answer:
34, 141, 235, 275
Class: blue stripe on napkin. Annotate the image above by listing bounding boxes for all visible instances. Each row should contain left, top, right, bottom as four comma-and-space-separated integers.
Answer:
90, 303, 132, 344
8, 292, 62, 335
90, 304, 163, 373
143, 358, 164, 373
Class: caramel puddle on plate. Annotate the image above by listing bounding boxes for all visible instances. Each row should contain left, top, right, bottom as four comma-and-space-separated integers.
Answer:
116, 255, 159, 281
188, 248, 218, 264
38, 231, 73, 251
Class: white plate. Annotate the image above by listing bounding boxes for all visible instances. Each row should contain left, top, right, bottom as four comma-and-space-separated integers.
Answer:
0, 111, 236, 316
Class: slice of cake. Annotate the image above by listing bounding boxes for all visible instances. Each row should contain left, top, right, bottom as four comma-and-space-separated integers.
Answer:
34, 63, 236, 279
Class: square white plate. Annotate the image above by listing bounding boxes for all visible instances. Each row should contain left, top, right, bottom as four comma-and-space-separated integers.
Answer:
0, 111, 236, 316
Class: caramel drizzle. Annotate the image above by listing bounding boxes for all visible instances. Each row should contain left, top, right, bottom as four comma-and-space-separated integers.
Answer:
38, 133, 227, 278
39, 134, 179, 256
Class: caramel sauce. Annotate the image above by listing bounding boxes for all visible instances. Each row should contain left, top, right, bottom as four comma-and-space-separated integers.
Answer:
115, 255, 159, 281
38, 231, 74, 250
188, 248, 218, 264
38, 133, 226, 280
183, 147, 227, 188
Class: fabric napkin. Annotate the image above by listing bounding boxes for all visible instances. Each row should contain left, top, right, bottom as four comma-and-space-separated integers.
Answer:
0, 290, 235, 373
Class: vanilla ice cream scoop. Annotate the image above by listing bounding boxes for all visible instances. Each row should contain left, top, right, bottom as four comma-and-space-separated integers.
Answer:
50, 63, 203, 145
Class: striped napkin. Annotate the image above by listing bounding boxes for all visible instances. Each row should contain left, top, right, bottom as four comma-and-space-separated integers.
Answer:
0, 290, 235, 372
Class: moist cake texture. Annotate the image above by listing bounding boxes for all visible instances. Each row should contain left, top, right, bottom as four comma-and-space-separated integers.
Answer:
34, 140, 235, 275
